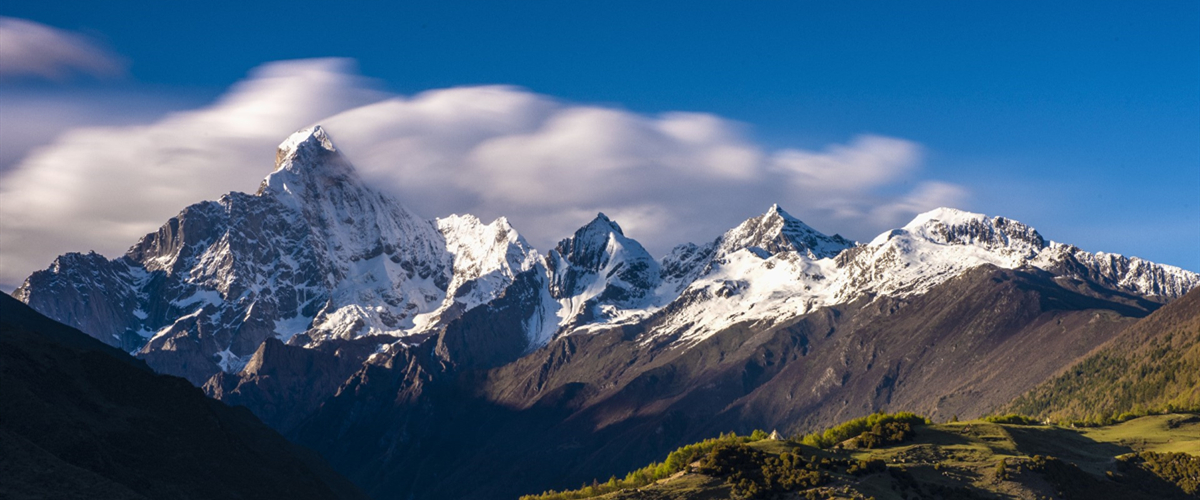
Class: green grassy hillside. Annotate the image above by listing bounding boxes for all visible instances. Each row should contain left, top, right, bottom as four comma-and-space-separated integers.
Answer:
1005, 288, 1200, 425
521, 413, 1200, 500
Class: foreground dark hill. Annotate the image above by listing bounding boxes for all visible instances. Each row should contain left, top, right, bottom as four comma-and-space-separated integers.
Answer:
1006, 286, 1200, 422
0, 294, 368, 500
286, 264, 1154, 499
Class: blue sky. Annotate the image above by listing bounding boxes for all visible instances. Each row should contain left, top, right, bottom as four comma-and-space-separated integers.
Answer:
0, 1, 1197, 284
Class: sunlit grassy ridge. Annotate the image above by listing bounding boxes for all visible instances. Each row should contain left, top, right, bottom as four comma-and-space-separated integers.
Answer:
521, 413, 1200, 500
519, 430, 773, 500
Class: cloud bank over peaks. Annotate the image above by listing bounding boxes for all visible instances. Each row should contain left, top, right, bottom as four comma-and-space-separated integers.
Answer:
322, 88, 967, 256
0, 58, 966, 286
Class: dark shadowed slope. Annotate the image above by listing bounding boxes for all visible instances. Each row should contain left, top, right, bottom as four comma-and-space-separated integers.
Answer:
0, 294, 369, 500
1006, 286, 1200, 422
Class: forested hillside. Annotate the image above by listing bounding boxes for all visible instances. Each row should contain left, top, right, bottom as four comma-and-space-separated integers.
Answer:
1006, 287, 1200, 424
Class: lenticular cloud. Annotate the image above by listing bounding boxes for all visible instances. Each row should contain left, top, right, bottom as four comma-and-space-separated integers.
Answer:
0, 58, 966, 287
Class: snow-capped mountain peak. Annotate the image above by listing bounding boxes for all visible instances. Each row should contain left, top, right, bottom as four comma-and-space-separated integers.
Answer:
277, 125, 337, 162
886, 207, 1047, 252
256, 125, 358, 207
545, 213, 662, 330
554, 213, 628, 271
640, 207, 1199, 347
716, 204, 855, 260
409, 214, 542, 330
902, 206, 984, 229
842, 208, 1197, 302
17, 126, 533, 382
589, 211, 621, 231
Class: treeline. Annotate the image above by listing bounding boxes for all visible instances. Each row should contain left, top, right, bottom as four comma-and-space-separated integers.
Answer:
518, 430, 772, 500
983, 414, 1040, 425
987, 405, 1199, 428
1059, 404, 1200, 428
798, 411, 929, 449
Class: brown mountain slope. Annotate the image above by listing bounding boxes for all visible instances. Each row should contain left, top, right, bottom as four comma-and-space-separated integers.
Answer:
0, 294, 368, 500
1005, 286, 1200, 422
485, 265, 1152, 429
290, 264, 1155, 499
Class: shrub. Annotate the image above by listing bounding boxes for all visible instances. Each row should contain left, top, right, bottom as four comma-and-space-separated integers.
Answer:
1118, 451, 1200, 495
848, 459, 887, 476
799, 411, 929, 449
983, 414, 1040, 425
854, 421, 914, 449
698, 442, 831, 499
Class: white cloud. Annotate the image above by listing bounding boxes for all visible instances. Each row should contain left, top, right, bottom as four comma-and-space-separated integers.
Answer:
770, 135, 921, 191
0, 58, 968, 286
0, 17, 127, 82
323, 90, 962, 251
0, 90, 196, 177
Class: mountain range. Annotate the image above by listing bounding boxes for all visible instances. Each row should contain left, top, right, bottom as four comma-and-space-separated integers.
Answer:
12, 126, 1199, 499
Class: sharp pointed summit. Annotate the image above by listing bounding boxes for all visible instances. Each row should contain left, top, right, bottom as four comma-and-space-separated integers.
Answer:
553, 213, 632, 272
545, 213, 661, 329
717, 204, 854, 260
586, 212, 623, 235
257, 125, 357, 202
277, 125, 336, 160
272, 125, 349, 174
